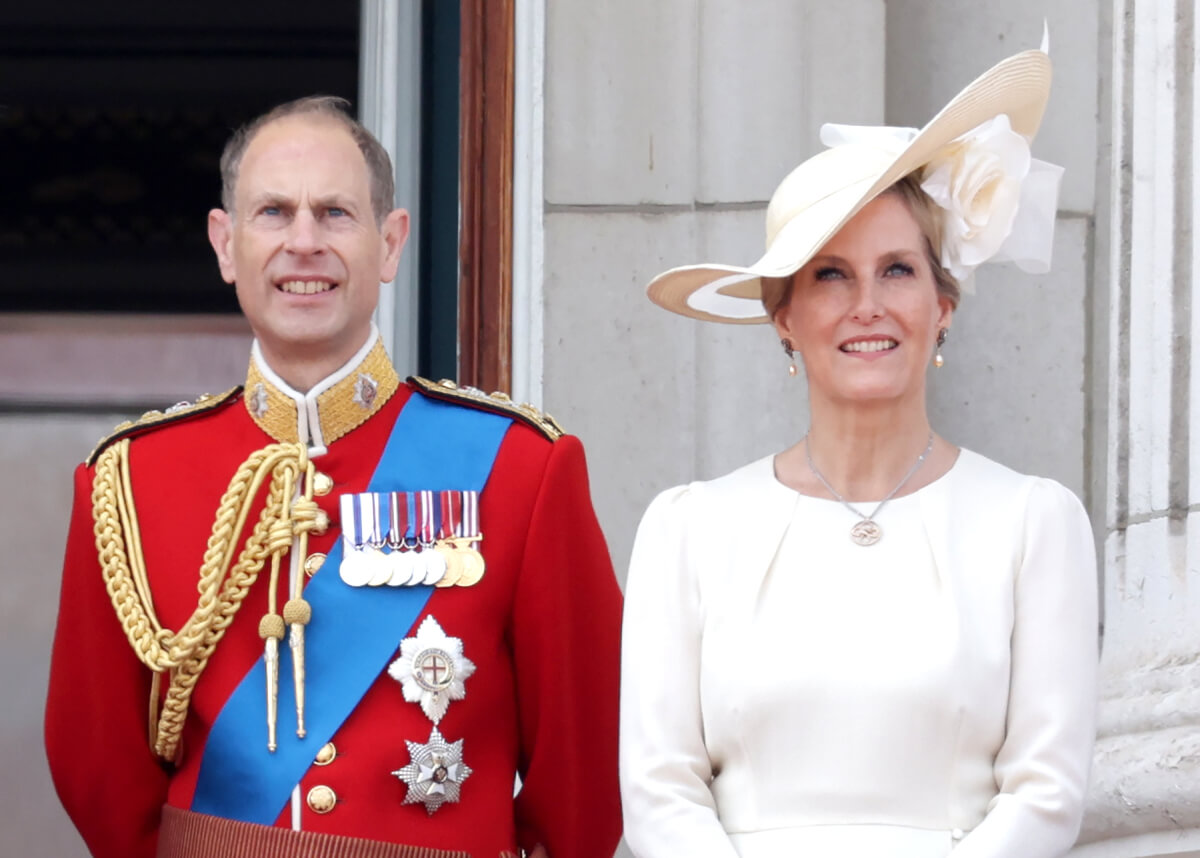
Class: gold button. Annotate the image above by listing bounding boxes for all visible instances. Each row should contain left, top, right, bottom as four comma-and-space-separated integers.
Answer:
314, 742, 337, 766
306, 784, 337, 814
304, 553, 326, 577
312, 472, 334, 496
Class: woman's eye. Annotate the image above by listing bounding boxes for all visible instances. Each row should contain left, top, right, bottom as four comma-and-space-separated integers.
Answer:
814, 267, 845, 281
885, 261, 915, 277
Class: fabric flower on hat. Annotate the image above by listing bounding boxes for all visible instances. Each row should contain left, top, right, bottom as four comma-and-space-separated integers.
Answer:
919, 115, 1031, 282
820, 116, 1063, 291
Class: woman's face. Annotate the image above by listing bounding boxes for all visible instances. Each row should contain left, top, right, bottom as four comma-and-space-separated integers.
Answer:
773, 192, 953, 408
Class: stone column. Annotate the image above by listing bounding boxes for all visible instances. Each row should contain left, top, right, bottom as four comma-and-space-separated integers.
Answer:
1071, 1, 1200, 855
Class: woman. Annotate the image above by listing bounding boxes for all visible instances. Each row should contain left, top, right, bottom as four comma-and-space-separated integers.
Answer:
620, 47, 1098, 858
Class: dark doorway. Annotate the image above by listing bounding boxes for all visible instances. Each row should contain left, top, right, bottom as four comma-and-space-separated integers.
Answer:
0, 2, 360, 314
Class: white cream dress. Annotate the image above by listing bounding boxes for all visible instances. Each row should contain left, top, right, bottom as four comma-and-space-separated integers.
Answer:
619, 450, 1098, 858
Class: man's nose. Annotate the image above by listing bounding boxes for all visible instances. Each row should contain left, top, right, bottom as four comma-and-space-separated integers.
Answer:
285, 210, 322, 254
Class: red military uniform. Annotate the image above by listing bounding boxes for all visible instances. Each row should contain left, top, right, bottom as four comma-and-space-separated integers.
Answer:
45, 332, 623, 858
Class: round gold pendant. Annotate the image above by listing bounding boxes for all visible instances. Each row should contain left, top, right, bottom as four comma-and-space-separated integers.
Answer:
850, 520, 882, 546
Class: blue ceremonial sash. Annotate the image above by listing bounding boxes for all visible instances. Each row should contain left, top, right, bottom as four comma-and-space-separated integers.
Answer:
192, 392, 512, 823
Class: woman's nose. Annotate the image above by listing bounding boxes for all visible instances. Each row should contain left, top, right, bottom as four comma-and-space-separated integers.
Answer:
849, 279, 885, 322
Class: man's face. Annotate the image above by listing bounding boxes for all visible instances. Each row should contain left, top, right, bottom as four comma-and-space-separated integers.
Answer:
208, 115, 407, 376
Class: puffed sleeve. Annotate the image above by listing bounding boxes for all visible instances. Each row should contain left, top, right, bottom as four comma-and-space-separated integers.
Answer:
955, 478, 1099, 858
510, 435, 624, 858
620, 487, 741, 858
45, 462, 169, 858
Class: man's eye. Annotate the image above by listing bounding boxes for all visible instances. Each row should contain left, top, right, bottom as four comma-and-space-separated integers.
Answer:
327, 207, 346, 217
261, 206, 282, 216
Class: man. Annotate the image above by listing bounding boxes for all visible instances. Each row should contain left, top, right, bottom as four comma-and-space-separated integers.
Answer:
45, 97, 623, 858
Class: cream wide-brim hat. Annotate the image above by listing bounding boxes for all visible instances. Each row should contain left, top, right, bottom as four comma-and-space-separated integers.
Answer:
646, 48, 1052, 324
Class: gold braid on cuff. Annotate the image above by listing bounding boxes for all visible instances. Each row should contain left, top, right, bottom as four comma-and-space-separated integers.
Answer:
91, 439, 321, 762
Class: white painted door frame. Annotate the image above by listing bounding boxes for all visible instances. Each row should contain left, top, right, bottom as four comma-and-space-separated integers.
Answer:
359, 0, 422, 376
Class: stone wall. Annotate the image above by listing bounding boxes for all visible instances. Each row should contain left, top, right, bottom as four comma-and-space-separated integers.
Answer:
541, 0, 886, 576
0, 416, 120, 857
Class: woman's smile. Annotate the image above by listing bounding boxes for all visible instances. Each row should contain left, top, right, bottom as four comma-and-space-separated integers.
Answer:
839, 336, 899, 355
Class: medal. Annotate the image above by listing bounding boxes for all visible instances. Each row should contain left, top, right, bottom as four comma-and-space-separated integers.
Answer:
433, 543, 462, 587
389, 550, 418, 587
386, 493, 419, 586
365, 494, 393, 586
434, 491, 465, 588
392, 726, 472, 815
454, 545, 485, 587
388, 615, 476, 722
338, 495, 373, 587
416, 491, 446, 585
401, 493, 430, 585
421, 548, 448, 585
339, 548, 373, 587
454, 491, 485, 587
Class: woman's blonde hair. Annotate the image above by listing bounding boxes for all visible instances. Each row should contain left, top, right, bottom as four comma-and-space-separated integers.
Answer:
761, 174, 961, 319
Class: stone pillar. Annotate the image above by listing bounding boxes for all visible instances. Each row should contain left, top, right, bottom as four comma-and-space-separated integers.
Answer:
1071, 1, 1200, 855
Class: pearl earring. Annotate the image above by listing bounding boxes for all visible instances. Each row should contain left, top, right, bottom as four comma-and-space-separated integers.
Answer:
934, 328, 948, 368
781, 339, 798, 377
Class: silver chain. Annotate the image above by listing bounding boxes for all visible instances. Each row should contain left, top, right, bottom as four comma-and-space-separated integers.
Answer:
804, 431, 935, 525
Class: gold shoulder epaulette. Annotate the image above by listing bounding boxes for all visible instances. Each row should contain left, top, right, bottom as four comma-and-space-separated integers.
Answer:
86, 387, 242, 466
408, 377, 565, 442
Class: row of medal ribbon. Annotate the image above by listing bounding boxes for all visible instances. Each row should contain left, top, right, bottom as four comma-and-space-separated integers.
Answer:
337, 490, 485, 588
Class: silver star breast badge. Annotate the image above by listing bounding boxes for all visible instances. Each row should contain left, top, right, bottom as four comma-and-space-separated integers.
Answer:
388, 615, 476, 723
392, 726, 472, 814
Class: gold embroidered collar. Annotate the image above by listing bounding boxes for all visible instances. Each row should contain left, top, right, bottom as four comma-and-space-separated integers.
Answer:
244, 330, 400, 447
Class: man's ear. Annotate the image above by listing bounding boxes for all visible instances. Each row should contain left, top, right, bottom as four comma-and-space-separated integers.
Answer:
379, 208, 411, 283
207, 209, 237, 284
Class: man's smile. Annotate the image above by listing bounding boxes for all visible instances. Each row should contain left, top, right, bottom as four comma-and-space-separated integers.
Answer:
276, 279, 338, 295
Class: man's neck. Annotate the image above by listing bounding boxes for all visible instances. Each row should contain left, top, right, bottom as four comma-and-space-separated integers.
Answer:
244, 329, 399, 447
257, 335, 374, 394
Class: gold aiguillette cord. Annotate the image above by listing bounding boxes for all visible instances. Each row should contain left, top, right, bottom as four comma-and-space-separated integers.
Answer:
285, 458, 318, 741
259, 450, 321, 751
93, 439, 314, 762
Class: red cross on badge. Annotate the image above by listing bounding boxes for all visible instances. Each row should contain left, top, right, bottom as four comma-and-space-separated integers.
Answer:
415, 649, 455, 692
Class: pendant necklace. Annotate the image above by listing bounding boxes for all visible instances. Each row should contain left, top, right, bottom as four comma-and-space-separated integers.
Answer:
804, 432, 935, 547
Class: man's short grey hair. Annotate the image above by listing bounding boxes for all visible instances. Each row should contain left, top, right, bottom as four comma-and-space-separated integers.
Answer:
218, 95, 395, 223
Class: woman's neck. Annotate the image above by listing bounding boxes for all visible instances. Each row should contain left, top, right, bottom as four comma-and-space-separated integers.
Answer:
775, 394, 949, 502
